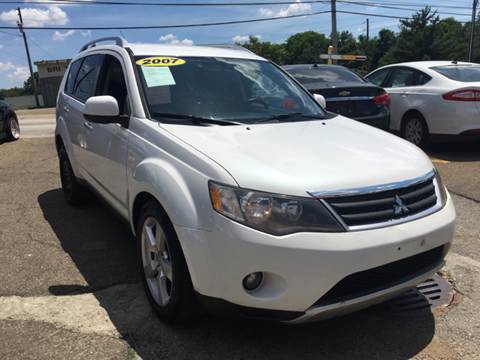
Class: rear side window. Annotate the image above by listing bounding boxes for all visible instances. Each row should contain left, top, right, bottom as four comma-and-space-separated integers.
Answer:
431, 65, 480, 82
388, 68, 417, 87
366, 68, 390, 86
65, 59, 82, 95
385, 67, 431, 88
288, 66, 364, 85
71, 54, 104, 102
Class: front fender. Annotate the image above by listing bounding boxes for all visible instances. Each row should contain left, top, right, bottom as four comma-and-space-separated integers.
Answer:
130, 158, 212, 232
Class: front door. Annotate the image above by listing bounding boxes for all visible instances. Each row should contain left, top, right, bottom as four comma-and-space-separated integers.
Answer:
82, 54, 130, 217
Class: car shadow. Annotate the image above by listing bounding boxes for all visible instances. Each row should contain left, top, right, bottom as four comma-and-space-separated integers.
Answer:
38, 188, 436, 360
426, 140, 480, 162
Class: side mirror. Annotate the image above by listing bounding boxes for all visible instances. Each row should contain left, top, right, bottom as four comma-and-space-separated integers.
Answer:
313, 93, 327, 108
83, 96, 124, 125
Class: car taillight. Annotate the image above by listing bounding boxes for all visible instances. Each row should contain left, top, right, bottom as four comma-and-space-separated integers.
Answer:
373, 92, 391, 107
443, 89, 480, 101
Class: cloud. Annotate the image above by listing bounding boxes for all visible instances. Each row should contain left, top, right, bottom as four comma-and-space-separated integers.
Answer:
8, 66, 30, 82
80, 30, 92, 37
52, 29, 75, 41
159, 34, 194, 46
0, 45, 3, 49
232, 35, 261, 43
0, 6, 68, 27
0, 62, 15, 72
259, 0, 311, 18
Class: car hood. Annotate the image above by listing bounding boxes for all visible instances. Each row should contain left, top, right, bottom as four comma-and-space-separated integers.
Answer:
161, 116, 434, 197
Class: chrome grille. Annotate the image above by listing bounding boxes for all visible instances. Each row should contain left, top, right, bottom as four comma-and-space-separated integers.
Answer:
323, 176, 438, 228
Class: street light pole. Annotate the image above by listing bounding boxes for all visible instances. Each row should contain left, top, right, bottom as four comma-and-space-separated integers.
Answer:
331, 0, 338, 64
469, 0, 478, 62
17, 7, 40, 107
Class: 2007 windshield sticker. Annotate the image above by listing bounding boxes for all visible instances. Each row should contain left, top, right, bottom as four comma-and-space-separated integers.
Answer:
136, 57, 185, 67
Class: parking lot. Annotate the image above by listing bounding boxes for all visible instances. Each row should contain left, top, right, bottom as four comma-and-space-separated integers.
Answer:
0, 113, 479, 359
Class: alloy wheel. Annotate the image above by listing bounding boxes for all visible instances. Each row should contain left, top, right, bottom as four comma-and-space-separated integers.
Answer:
9, 118, 20, 139
141, 217, 173, 306
404, 118, 424, 146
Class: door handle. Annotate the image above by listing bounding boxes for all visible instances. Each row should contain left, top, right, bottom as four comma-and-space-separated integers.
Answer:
63, 105, 70, 112
83, 121, 93, 130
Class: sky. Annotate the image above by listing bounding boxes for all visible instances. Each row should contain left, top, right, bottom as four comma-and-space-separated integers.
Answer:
0, 0, 474, 89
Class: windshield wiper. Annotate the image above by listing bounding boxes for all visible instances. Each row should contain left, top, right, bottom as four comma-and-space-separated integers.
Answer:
254, 112, 323, 124
153, 112, 240, 126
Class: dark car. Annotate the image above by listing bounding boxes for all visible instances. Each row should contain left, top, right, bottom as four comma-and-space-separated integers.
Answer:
0, 100, 20, 141
284, 64, 390, 130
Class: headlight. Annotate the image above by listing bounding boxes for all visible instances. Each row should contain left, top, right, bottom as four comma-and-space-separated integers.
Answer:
434, 169, 448, 207
208, 182, 344, 235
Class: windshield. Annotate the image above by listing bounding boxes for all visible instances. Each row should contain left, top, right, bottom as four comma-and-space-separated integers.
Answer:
286, 66, 365, 85
135, 56, 325, 124
431, 65, 480, 82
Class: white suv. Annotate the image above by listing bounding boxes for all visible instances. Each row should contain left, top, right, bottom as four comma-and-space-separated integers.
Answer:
56, 37, 455, 323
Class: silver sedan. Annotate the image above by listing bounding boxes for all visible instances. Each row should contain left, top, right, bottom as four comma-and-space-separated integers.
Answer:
366, 61, 480, 146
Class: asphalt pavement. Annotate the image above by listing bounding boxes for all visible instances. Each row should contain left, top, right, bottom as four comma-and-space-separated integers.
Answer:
0, 122, 479, 359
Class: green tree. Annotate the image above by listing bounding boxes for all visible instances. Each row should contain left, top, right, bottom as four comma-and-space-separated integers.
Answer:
284, 31, 330, 64
383, 7, 440, 64
242, 36, 286, 64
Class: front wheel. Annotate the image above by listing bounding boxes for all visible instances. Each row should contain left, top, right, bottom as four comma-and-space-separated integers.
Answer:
5, 116, 20, 141
401, 114, 429, 147
137, 201, 197, 323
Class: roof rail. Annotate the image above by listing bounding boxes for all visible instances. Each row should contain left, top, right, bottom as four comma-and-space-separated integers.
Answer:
80, 36, 127, 52
202, 44, 255, 54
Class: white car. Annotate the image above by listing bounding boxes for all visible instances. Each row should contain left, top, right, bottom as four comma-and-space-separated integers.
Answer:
366, 61, 480, 146
56, 37, 455, 323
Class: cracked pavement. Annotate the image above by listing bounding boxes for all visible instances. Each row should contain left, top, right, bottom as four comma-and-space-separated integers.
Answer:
0, 136, 479, 360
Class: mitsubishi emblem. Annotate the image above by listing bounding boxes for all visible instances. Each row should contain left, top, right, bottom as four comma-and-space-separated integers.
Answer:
393, 194, 410, 218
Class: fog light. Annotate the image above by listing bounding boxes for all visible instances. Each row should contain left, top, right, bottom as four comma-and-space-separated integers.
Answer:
243, 272, 263, 291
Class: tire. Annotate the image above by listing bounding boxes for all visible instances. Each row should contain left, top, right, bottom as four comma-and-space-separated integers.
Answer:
58, 145, 88, 206
401, 113, 429, 147
136, 201, 197, 323
5, 116, 20, 141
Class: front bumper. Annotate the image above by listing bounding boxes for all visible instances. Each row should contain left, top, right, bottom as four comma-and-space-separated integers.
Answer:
175, 194, 455, 320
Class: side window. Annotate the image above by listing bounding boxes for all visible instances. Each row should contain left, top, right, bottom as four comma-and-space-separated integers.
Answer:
387, 67, 417, 88
64, 59, 82, 95
72, 54, 104, 102
96, 55, 129, 115
366, 69, 390, 87
416, 71, 432, 86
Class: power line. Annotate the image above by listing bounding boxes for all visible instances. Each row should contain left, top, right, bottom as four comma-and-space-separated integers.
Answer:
339, 1, 471, 16
1, 0, 473, 10
0, 10, 334, 30
28, 35, 56, 58
0, 4, 468, 31
0, 29, 22, 37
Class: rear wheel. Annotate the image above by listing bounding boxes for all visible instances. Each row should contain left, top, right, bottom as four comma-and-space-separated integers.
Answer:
137, 201, 197, 323
401, 114, 429, 147
58, 146, 88, 205
5, 116, 20, 141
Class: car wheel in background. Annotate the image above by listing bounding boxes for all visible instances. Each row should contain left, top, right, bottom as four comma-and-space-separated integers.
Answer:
58, 146, 89, 205
402, 113, 429, 147
6, 116, 20, 141
137, 201, 197, 323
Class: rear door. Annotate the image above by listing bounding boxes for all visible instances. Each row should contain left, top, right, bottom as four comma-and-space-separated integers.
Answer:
81, 54, 130, 216
58, 58, 83, 165
383, 67, 431, 131
62, 54, 104, 172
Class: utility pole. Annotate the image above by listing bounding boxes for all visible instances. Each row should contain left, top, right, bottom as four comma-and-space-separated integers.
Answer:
366, 18, 370, 44
17, 7, 40, 107
330, 0, 338, 64
469, 0, 478, 62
